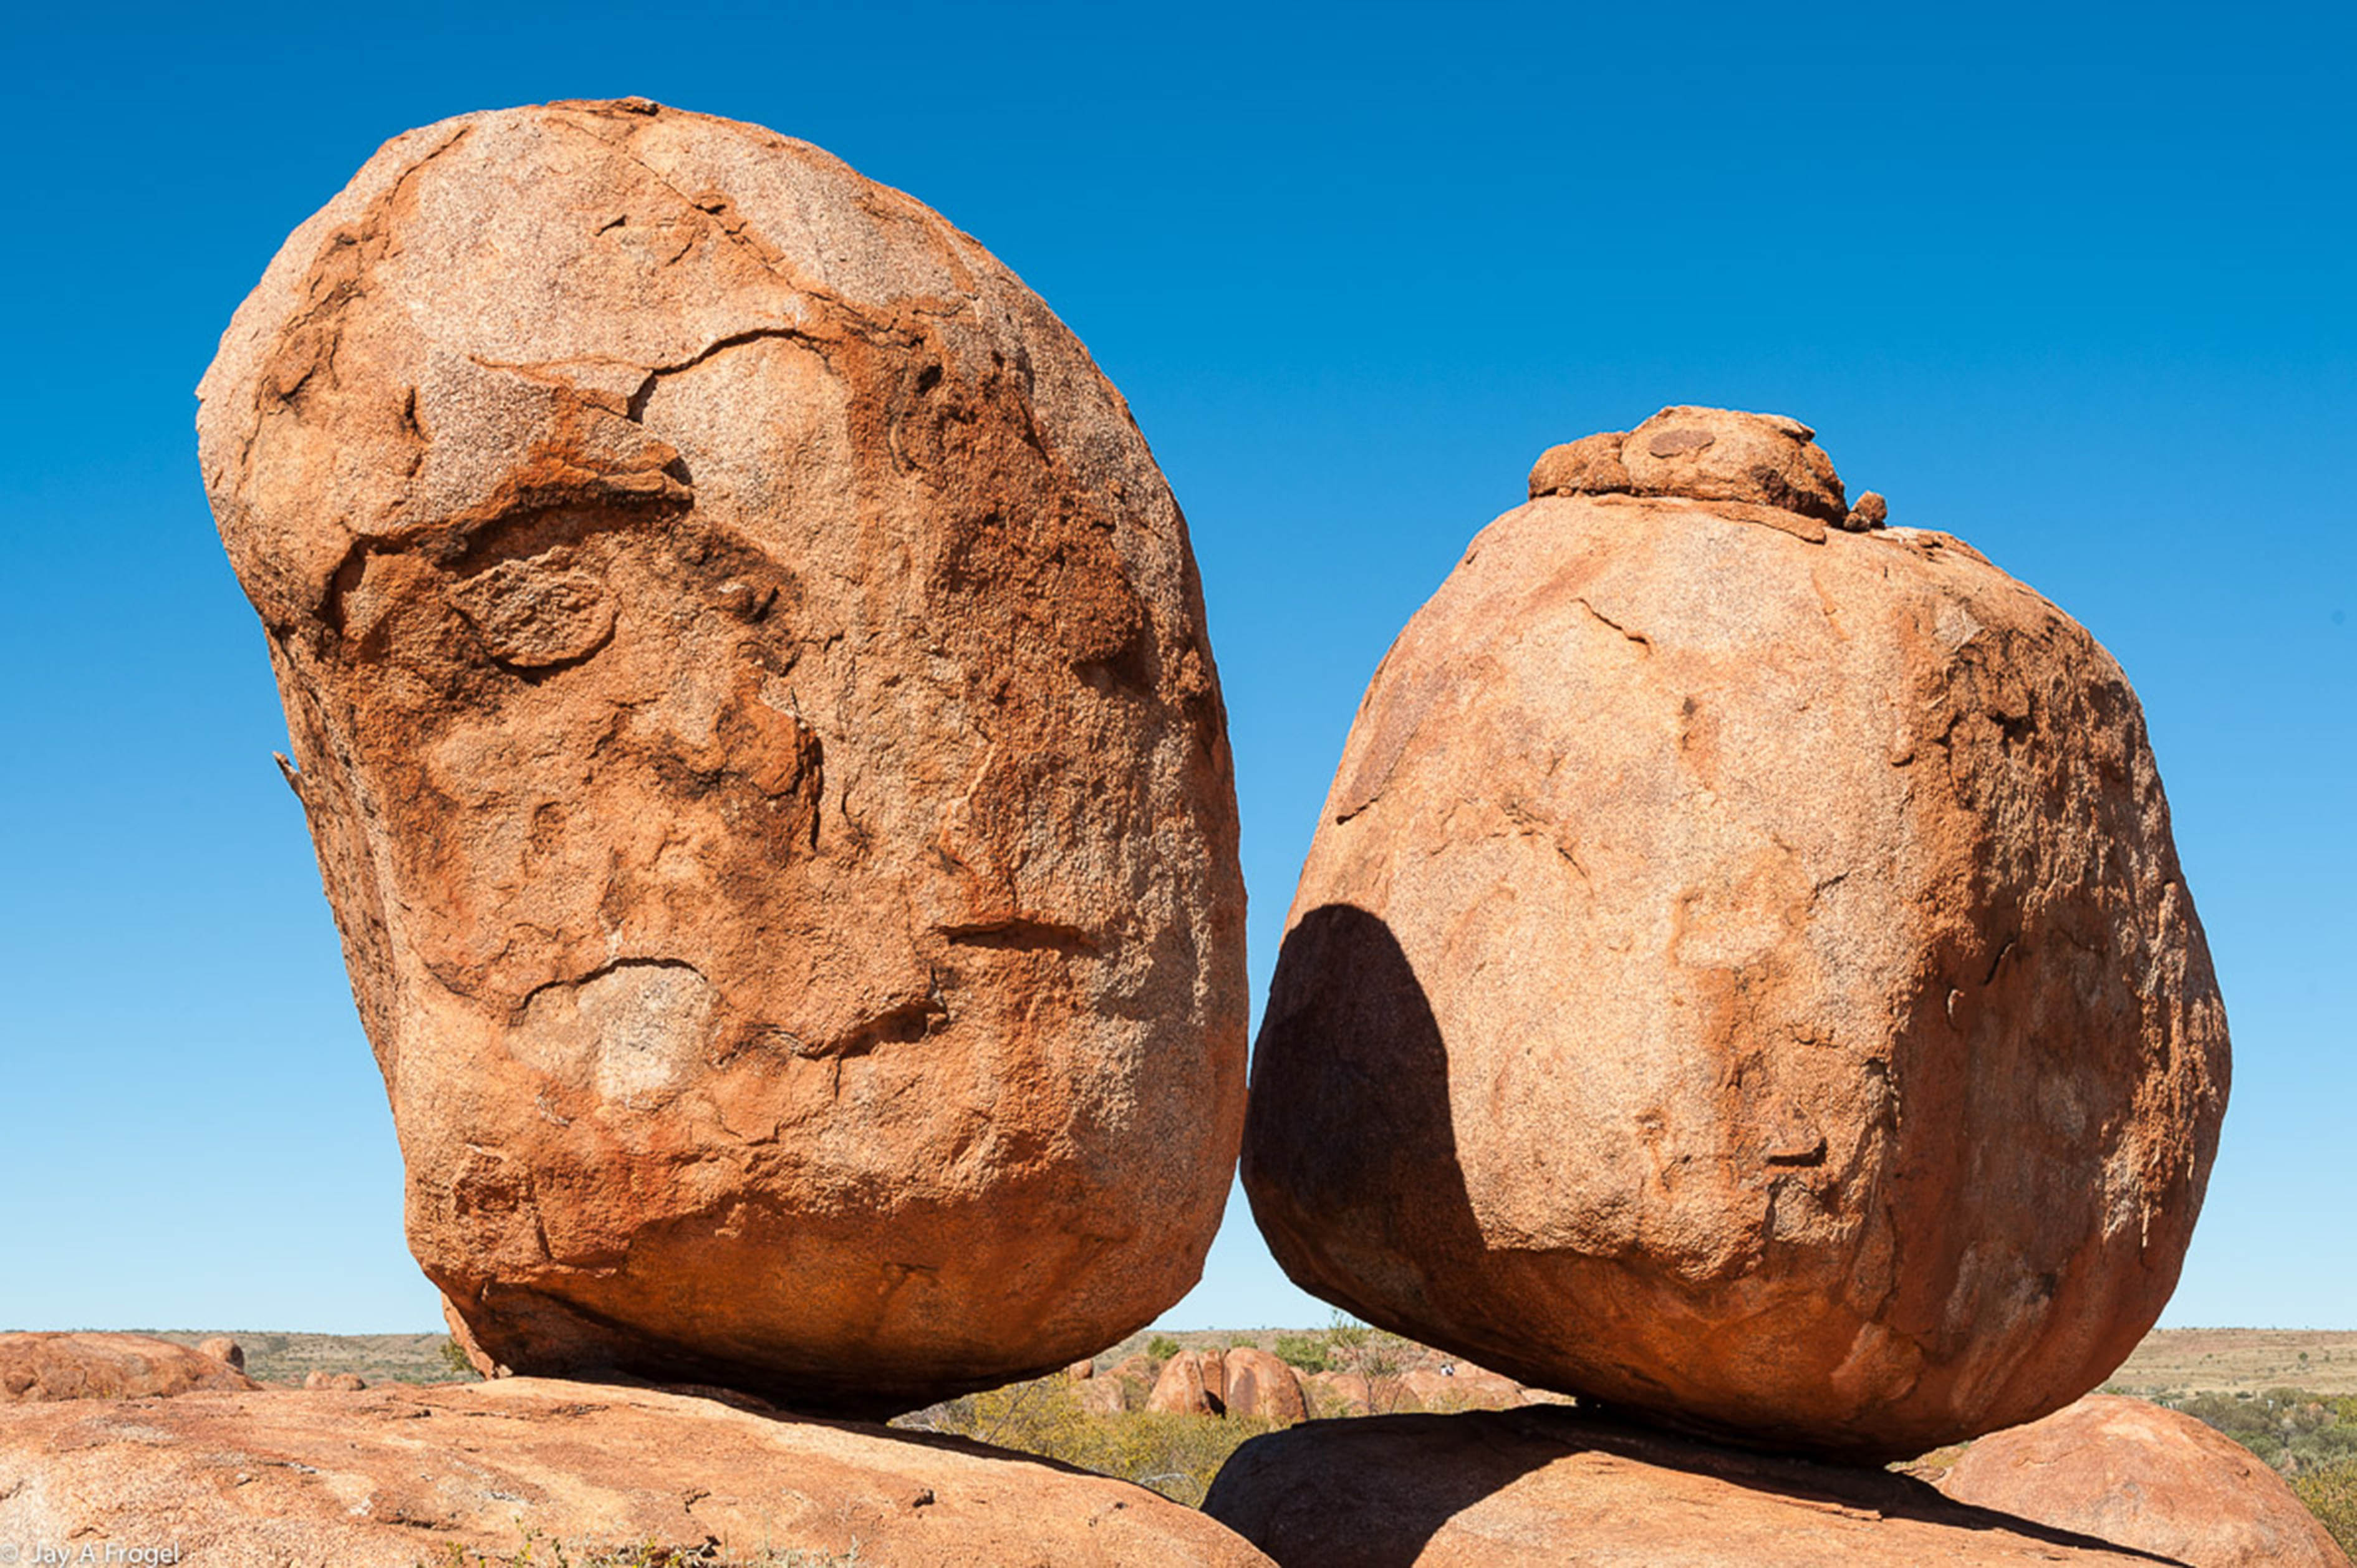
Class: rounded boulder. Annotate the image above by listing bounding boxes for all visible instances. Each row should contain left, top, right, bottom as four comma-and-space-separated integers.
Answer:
1242, 408, 2228, 1460
196, 99, 1246, 1414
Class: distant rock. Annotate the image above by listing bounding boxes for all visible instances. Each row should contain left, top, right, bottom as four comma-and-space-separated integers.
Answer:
1075, 1375, 1130, 1416
1203, 1405, 2168, 1567
1938, 1395, 2351, 1567
0, 1377, 1272, 1567
1220, 1349, 1308, 1423
1243, 408, 2229, 1460
303, 1370, 368, 1392
195, 97, 1246, 1416
1147, 1350, 1227, 1416
1067, 1358, 1097, 1379
0, 1333, 258, 1403
1400, 1364, 1521, 1412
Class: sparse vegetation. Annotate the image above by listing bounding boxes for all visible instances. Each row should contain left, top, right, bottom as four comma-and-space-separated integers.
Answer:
895, 1377, 1275, 1505
422, 1529, 862, 1567
2293, 1460, 2357, 1556
1271, 1330, 1329, 1373
1145, 1334, 1180, 1361
2147, 1388, 2357, 1474
439, 1335, 480, 1379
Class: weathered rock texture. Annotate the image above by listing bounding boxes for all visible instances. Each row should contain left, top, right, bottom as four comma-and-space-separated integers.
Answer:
197, 1336, 247, 1371
1244, 407, 2229, 1460
0, 1334, 258, 1403
1202, 1407, 2168, 1567
1148, 1349, 1228, 1416
1221, 1348, 1309, 1423
195, 99, 1246, 1413
1939, 1395, 2351, 1567
0, 1377, 1274, 1567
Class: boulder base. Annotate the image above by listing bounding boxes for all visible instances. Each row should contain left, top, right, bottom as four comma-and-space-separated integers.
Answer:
0, 1377, 1272, 1567
1202, 1407, 2173, 1567
1938, 1395, 2351, 1567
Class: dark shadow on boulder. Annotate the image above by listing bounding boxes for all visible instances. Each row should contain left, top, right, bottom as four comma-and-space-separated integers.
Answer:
1241, 903, 1488, 1362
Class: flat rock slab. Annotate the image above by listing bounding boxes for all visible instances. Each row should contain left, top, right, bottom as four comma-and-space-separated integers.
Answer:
0, 1376, 1273, 1567
1202, 1406, 2179, 1567
0, 1333, 256, 1403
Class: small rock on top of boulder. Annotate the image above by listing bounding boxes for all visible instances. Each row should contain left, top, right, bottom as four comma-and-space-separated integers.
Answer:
1938, 1394, 2351, 1568
0, 1375, 1274, 1567
0, 1333, 258, 1403
1202, 1405, 2175, 1567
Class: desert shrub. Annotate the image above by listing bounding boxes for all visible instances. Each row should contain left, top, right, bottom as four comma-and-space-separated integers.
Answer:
437, 1336, 481, 1381
1145, 1334, 1180, 1361
899, 1377, 1274, 1506
1323, 1312, 1414, 1414
2294, 1460, 2357, 1557
1272, 1332, 1328, 1374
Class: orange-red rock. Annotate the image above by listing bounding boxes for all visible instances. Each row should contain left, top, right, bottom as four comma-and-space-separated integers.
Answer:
0, 1333, 258, 1403
196, 99, 1246, 1415
0, 1377, 1272, 1567
1400, 1364, 1521, 1412
1147, 1349, 1227, 1416
196, 1336, 246, 1371
1221, 1349, 1308, 1423
1202, 1406, 2167, 1567
1938, 1394, 2351, 1567
303, 1370, 368, 1392
1244, 408, 2230, 1460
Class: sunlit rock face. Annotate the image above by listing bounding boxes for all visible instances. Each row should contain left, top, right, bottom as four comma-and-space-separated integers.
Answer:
197, 99, 1246, 1414
1243, 408, 2229, 1461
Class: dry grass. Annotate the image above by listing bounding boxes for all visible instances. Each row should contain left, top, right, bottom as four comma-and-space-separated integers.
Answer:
2107, 1330, 2357, 1396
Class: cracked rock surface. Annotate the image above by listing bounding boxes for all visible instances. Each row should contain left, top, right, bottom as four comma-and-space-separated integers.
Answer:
0, 1378, 1276, 1567
1242, 410, 2229, 1461
196, 99, 1246, 1414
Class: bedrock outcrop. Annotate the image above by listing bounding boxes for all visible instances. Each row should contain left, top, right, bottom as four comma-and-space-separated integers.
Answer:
0, 1333, 258, 1403
1938, 1395, 2352, 1568
196, 99, 1246, 1413
1201, 1406, 2169, 1567
1242, 407, 2229, 1460
0, 1378, 1274, 1567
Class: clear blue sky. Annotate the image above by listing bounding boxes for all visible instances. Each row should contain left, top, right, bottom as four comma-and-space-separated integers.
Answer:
2, 0, 2348, 1335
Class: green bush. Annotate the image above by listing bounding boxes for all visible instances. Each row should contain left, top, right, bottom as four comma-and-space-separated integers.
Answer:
1145, 1334, 1180, 1361
2293, 1460, 2357, 1557
899, 1377, 1275, 1506
1272, 1332, 1328, 1375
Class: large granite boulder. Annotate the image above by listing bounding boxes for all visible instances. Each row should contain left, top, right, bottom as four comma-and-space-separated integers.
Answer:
196, 98, 1246, 1414
1202, 1406, 2168, 1567
0, 1333, 258, 1403
1938, 1395, 2352, 1567
0, 1377, 1273, 1567
1243, 408, 2229, 1460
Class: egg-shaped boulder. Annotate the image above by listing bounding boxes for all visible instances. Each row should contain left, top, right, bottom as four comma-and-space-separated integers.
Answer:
197, 99, 1246, 1414
1242, 407, 2227, 1460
